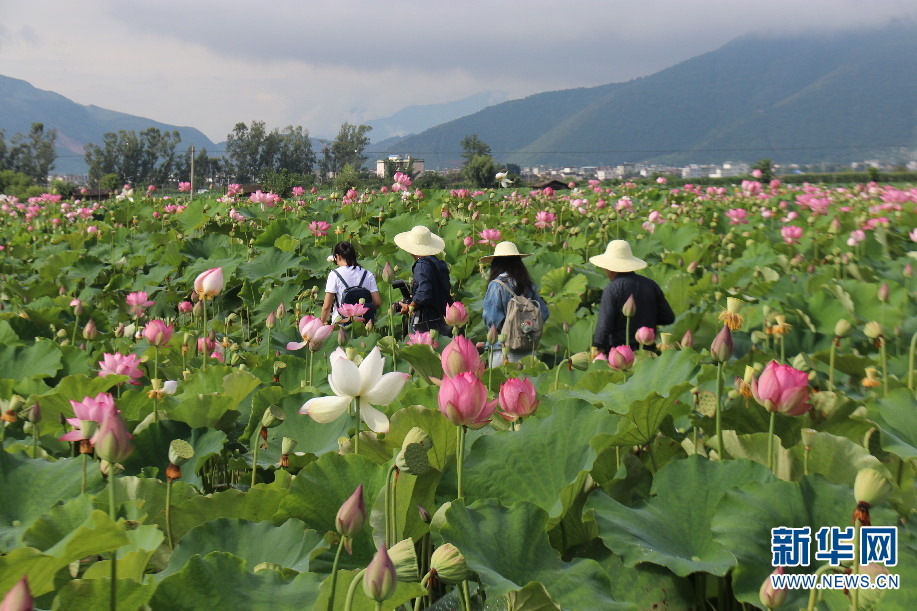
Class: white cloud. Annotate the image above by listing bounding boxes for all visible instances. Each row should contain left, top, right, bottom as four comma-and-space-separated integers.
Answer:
1, 0, 915, 142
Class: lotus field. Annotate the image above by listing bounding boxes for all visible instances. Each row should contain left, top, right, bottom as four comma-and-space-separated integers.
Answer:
0, 178, 916, 610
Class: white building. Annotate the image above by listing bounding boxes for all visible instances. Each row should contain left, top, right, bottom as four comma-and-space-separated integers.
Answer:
375, 155, 425, 177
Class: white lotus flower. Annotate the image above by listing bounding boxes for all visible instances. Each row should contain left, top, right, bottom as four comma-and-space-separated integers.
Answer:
299, 347, 409, 433
495, 171, 512, 188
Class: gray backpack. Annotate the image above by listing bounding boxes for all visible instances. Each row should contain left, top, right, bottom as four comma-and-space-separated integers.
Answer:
494, 279, 544, 352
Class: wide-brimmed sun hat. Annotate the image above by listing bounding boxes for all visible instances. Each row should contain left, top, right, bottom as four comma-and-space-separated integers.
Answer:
589, 240, 647, 272
480, 241, 531, 264
394, 225, 446, 256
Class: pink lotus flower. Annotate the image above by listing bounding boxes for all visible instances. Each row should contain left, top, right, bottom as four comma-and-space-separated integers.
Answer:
1, 575, 33, 611
909, 228, 917, 242
59, 392, 117, 441
178, 300, 193, 314
286, 315, 334, 350
92, 408, 133, 464
847, 229, 866, 247
338, 302, 369, 321
656, 177, 667, 184
99, 353, 144, 384
441, 335, 485, 379
194, 268, 224, 299
781, 225, 803, 244
542, 187, 554, 197
444, 302, 469, 328
336, 484, 366, 551
635, 326, 655, 346
478, 228, 502, 246
142, 320, 173, 347
406, 331, 438, 348
751, 360, 810, 416
499, 377, 539, 421
607, 345, 635, 370
227, 184, 243, 197
438, 372, 497, 429
126, 291, 154, 317
751, 169, 763, 179
291, 186, 306, 197
725, 208, 748, 225
249, 190, 279, 207
309, 220, 330, 237
534, 210, 556, 230
178, 182, 191, 193
147, 185, 156, 194
392, 172, 412, 192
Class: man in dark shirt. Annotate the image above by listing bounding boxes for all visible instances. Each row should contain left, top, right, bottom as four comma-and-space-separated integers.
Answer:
590, 240, 675, 354
393, 225, 453, 337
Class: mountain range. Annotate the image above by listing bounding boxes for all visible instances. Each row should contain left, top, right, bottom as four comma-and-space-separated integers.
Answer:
2, 22, 916, 175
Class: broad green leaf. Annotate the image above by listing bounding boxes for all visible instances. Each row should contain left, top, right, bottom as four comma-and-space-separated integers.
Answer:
587, 456, 773, 576
52, 578, 155, 611
506, 581, 562, 610
0, 338, 62, 381
463, 400, 618, 516
539, 268, 588, 298
274, 452, 388, 569
438, 500, 631, 610
237, 250, 303, 282
0, 453, 104, 552
150, 552, 322, 610
166, 481, 290, 542
865, 388, 917, 460
82, 524, 164, 582
271, 389, 354, 456
160, 518, 327, 578
120, 420, 226, 486
592, 392, 677, 447
312, 568, 426, 611
596, 548, 694, 610
787, 430, 890, 486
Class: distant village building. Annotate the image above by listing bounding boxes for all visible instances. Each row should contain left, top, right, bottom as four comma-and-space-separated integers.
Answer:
375, 155, 424, 178
709, 161, 750, 178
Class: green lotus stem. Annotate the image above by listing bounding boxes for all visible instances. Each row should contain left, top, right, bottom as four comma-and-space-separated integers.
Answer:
803, 446, 810, 476
625, 317, 631, 349
615, 446, 620, 471
265, 325, 271, 358
457, 425, 466, 500
308, 349, 314, 387
71, 312, 79, 347
462, 580, 472, 611
343, 568, 366, 611
767, 410, 776, 474
779, 335, 785, 364
327, 537, 346, 611
201, 298, 209, 371
108, 472, 118, 611
415, 571, 432, 611
880, 336, 888, 397
374, 602, 382, 611
353, 398, 360, 456
81, 453, 88, 495
553, 358, 563, 392
251, 429, 260, 488
715, 361, 724, 459
385, 464, 397, 547
165, 479, 174, 550
32, 423, 39, 456
153, 347, 160, 423
387, 284, 396, 369
908, 332, 916, 394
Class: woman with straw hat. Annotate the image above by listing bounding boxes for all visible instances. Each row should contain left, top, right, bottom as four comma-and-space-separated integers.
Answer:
482, 241, 550, 366
394, 225, 453, 337
590, 239, 674, 354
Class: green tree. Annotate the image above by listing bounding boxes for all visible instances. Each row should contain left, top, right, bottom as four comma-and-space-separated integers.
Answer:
8, 123, 56, 183
84, 128, 181, 187
751, 158, 774, 183
332, 163, 360, 192
460, 134, 492, 164
329, 123, 372, 175
463, 154, 498, 188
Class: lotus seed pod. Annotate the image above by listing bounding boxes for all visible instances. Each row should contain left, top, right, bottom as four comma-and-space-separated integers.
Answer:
281, 437, 297, 455
801, 428, 817, 448
387, 538, 420, 581
430, 543, 469, 584
402, 427, 433, 451
834, 319, 852, 338
261, 404, 285, 429
854, 468, 891, 506
395, 443, 430, 475
168, 439, 194, 466
863, 321, 883, 339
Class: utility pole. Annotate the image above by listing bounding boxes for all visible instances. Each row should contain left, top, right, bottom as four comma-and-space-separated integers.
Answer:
190, 145, 195, 201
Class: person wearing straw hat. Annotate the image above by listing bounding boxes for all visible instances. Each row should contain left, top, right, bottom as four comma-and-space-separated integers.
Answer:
482, 241, 550, 366
394, 225, 453, 337
590, 239, 674, 354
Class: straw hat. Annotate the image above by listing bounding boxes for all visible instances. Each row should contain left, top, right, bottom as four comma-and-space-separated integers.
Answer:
480, 241, 531, 264
589, 240, 647, 272
394, 225, 445, 256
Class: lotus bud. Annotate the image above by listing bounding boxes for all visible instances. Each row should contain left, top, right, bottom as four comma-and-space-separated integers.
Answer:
337, 326, 347, 346
904, 263, 913, 278
686, 260, 698, 273
790, 353, 809, 371
801, 428, 817, 448
21, 402, 41, 424
70, 298, 83, 316
363, 545, 397, 602
336, 485, 366, 550
569, 351, 591, 370
487, 325, 498, 344
621, 294, 636, 317
261, 404, 285, 429
759, 566, 788, 610
417, 505, 431, 524
430, 543, 469, 584
877, 282, 889, 303
680, 329, 694, 349
281, 437, 297, 455
635, 326, 655, 346
381, 261, 395, 283
1, 576, 33, 611
56, 328, 68, 339
710, 326, 733, 362
265, 312, 276, 329
92, 411, 133, 464
833, 319, 851, 338
854, 468, 891, 507
82, 319, 99, 340
275, 302, 286, 319
863, 321, 883, 339
114, 322, 125, 338
387, 538, 420, 581
168, 439, 194, 467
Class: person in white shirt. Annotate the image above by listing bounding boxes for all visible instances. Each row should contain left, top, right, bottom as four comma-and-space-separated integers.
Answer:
319, 241, 382, 324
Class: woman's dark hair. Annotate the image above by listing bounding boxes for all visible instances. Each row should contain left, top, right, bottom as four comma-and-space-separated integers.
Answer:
488, 256, 533, 297
332, 241, 359, 267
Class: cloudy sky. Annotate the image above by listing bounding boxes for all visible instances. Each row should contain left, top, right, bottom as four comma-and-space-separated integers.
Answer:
2, 0, 916, 142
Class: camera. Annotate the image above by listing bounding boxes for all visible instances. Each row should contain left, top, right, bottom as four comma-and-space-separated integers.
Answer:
390, 279, 412, 314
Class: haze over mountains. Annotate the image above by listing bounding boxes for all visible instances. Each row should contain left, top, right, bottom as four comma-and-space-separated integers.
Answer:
2, 22, 915, 175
